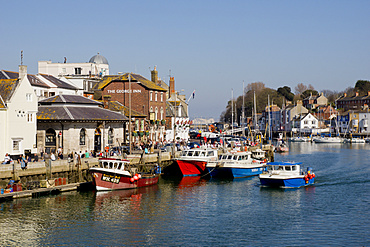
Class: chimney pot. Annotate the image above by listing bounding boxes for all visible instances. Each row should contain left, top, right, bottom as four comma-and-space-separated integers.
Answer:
19, 65, 27, 80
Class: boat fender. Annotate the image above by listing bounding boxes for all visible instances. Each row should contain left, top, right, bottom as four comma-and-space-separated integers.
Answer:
130, 177, 135, 183
304, 175, 309, 181
138, 174, 142, 179
312, 173, 315, 178
134, 174, 138, 180
263, 159, 267, 163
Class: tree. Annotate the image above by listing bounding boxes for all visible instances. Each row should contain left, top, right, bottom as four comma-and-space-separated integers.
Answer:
294, 83, 307, 95
355, 80, 370, 94
246, 82, 265, 94
301, 89, 318, 99
277, 86, 294, 101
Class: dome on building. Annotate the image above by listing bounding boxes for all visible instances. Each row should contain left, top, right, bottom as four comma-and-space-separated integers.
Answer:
89, 53, 109, 64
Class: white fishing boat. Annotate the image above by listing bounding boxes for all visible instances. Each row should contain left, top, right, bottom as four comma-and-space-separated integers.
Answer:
289, 136, 310, 142
205, 151, 266, 178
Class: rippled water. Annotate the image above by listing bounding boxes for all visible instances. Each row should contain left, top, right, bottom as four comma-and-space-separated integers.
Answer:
0, 143, 369, 246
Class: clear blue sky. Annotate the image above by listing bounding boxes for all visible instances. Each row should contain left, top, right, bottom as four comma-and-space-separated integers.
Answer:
1, 1, 369, 120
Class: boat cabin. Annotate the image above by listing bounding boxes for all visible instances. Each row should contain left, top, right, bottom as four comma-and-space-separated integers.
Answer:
219, 152, 252, 161
251, 149, 266, 160
181, 149, 217, 158
266, 162, 302, 175
99, 158, 129, 171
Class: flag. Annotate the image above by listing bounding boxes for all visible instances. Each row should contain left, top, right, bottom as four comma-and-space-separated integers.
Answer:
192, 90, 195, 99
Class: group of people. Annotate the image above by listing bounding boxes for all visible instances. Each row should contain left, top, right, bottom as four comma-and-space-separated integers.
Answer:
2, 153, 39, 170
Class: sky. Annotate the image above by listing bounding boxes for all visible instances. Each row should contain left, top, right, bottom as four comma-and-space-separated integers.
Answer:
1, 1, 370, 120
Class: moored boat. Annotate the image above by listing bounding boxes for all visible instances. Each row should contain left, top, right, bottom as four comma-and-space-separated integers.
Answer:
173, 148, 219, 177
89, 158, 160, 191
344, 138, 366, 143
313, 136, 343, 143
206, 151, 266, 178
275, 141, 289, 152
259, 162, 315, 188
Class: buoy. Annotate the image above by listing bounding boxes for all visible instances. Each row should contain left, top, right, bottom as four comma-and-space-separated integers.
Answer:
312, 173, 315, 178
138, 174, 142, 179
130, 178, 135, 182
133, 175, 138, 180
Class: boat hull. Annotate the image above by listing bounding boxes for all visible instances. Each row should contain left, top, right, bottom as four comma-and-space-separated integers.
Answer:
259, 177, 314, 188
90, 169, 159, 191
207, 166, 265, 178
176, 159, 207, 177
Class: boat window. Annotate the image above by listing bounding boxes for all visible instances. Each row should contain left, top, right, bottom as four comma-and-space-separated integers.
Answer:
109, 162, 113, 169
285, 166, 291, 171
233, 155, 238, 160
227, 155, 233, 160
238, 156, 243, 160
222, 155, 227, 159
187, 151, 193, 156
278, 166, 283, 170
292, 166, 297, 171
194, 151, 200, 156
103, 162, 108, 168
99, 162, 103, 168
207, 151, 214, 156
117, 163, 122, 170
267, 166, 273, 171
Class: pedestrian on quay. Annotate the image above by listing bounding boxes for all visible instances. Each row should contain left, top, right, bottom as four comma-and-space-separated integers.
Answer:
50, 152, 56, 161
18, 154, 27, 170
2, 153, 11, 164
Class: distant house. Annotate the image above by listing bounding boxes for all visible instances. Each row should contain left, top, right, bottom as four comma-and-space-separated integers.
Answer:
291, 113, 318, 134
338, 108, 370, 134
280, 100, 309, 132
302, 92, 328, 110
259, 104, 281, 132
0, 65, 38, 159
336, 91, 370, 111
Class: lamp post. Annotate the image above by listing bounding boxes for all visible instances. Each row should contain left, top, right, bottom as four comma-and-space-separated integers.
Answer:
128, 73, 132, 155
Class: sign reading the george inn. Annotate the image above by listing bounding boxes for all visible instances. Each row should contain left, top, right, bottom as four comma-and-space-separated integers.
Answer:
107, 89, 142, 94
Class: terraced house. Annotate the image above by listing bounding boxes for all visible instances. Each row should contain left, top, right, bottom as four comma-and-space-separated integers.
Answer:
0, 65, 38, 160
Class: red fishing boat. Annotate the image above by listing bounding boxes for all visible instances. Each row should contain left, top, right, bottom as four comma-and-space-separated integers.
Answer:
89, 158, 160, 191
174, 148, 219, 176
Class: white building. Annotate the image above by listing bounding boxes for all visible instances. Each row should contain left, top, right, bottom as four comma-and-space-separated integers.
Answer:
292, 113, 319, 134
0, 65, 38, 159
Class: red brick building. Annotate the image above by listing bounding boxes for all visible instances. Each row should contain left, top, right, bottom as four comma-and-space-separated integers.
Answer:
98, 69, 167, 142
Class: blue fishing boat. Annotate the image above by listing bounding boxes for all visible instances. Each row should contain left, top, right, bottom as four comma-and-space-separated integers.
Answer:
205, 151, 266, 178
259, 162, 315, 188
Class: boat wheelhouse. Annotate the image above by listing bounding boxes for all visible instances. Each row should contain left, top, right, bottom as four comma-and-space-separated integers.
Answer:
206, 151, 266, 178
259, 162, 315, 188
89, 158, 159, 191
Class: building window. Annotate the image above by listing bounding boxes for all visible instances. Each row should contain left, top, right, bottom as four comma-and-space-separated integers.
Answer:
13, 140, 20, 151
150, 91, 153, 101
160, 107, 164, 120
26, 93, 32, 102
27, 113, 33, 123
155, 107, 158, 120
155, 92, 158, 102
141, 120, 144, 131
161, 92, 163, 102
80, 129, 86, 145
75, 68, 82, 75
108, 128, 114, 145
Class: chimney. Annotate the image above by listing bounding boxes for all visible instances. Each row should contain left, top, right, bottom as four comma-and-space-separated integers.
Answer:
297, 100, 302, 106
19, 65, 27, 80
355, 92, 359, 97
151, 66, 158, 83
103, 95, 111, 109
169, 77, 175, 96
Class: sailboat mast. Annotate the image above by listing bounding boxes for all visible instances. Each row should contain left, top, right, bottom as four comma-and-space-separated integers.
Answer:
231, 89, 234, 136
242, 81, 245, 137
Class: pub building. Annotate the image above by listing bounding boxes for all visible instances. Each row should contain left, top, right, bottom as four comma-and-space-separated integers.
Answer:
98, 67, 167, 143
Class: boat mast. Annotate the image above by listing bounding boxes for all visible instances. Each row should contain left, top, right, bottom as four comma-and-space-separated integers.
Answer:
231, 89, 234, 136
242, 81, 245, 137
268, 95, 271, 144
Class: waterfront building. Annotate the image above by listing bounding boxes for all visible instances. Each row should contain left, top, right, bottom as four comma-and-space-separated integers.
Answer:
0, 65, 38, 159
338, 108, 370, 134
280, 100, 309, 132
96, 67, 167, 142
166, 80, 189, 142
336, 91, 370, 111
37, 94, 127, 154
259, 104, 281, 133
291, 113, 319, 135
38, 53, 110, 99
1, 69, 80, 101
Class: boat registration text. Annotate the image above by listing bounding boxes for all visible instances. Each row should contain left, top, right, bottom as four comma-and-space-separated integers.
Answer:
101, 174, 121, 184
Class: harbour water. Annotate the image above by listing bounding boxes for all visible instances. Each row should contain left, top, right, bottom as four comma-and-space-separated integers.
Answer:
0, 142, 369, 246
